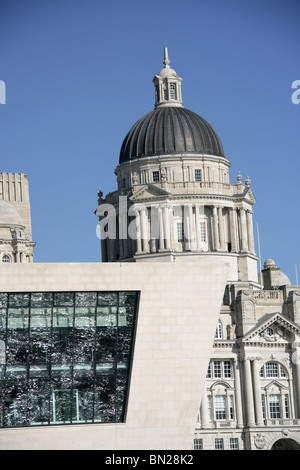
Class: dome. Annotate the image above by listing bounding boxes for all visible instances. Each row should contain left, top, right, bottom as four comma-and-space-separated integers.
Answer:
157, 66, 178, 78
0, 200, 23, 226
263, 259, 277, 268
119, 106, 224, 164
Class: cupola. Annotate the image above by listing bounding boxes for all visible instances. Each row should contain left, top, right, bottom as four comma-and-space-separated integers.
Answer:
153, 47, 183, 108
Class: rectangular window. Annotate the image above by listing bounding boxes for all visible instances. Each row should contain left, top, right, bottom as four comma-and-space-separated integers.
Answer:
266, 362, 278, 377
269, 394, 281, 419
213, 360, 221, 378
261, 395, 266, 419
177, 222, 184, 242
280, 366, 286, 377
215, 438, 224, 450
224, 361, 231, 378
152, 171, 160, 183
0, 291, 139, 428
194, 438, 203, 450
230, 438, 239, 450
200, 221, 206, 242
284, 395, 289, 418
206, 363, 211, 378
214, 395, 226, 420
229, 395, 234, 420
195, 169, 202, 182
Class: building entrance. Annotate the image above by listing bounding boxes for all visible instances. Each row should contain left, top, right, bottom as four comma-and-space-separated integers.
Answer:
271, 438, 300, 450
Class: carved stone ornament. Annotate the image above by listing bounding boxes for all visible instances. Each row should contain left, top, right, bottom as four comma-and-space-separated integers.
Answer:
254, 433, 266, 449
132, 172, 139, 185
161, 169, 167, 182
259, 324, 288, 342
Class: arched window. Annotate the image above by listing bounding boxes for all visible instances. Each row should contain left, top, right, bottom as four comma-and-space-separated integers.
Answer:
169, 83, 176, 99
2, 254, 10, 263
260, 361, 287, 378
206, 383, 235, 423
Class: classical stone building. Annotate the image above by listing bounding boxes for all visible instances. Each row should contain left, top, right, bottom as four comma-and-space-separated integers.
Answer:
96, 49, 300, 450
0, 172, 35, 263
194, 258, 300, 450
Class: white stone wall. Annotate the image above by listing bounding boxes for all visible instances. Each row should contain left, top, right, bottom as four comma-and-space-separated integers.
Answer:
0, 261, 228, 450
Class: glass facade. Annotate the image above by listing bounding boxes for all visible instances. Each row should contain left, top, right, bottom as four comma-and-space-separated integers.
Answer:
0, 291, 139, 428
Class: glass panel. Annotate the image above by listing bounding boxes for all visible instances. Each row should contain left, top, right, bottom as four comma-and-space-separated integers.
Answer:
98, 292, 118, 306
73, 328, 95, 363
8, 293, 30, 307
75, 307, 95, 327
75, 292, 97, 307
0, 293, 8, 308
30, 308, 52, 328
51, 329, 74, 363
54, 292, 74, 306
31, 293, 53, 308
28, 379, 50, 425
94, 377, 115, 423
29, 328, 51, 364
0, 309, 6, 329
7, 308, 29, 329
6, 330, 29, 364
96, 307, 117, 327
4, 380, 28, 427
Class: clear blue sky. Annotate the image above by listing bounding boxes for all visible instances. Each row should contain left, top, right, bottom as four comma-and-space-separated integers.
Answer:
0, 0, 299, 282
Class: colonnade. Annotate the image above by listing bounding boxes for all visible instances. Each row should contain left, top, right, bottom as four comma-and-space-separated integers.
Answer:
101, 202, 255, 261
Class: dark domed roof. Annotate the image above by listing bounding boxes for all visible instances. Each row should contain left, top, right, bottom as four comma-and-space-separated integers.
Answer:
119, 106, 224, 164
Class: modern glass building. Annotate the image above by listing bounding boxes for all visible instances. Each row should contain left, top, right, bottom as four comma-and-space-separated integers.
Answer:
0, 291, 139, 428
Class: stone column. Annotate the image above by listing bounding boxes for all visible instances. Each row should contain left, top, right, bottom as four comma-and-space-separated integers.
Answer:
184, 205, 190, 251
158, 207, 164, 251
188, 205, 196, 250
218, 206, 226, 251
195, 205, 202, 251
294, 360, 300, 418
229, 208, 239, 252
246, 210, 255, 254
135, 209, 142, 254
234, 359, 244, 428
118, 216, 124, 259
163, 205, 171, 250
141, 207, 149, 253
212, 206, 220, 251
252, 358, 264, 425
243, 357, 256, 426
239, 208, 248, 252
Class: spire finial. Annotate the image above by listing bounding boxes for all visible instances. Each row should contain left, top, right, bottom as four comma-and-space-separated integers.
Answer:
163, 47, 170, 68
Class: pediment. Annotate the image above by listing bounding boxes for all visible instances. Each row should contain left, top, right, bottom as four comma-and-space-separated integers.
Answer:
243, 187, 256, 204
130, 184, 172, 202
264, 380, 289, 391
242, 312, 300, 344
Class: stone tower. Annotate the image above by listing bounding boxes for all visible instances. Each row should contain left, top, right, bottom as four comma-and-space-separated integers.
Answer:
0, 172, 35, 263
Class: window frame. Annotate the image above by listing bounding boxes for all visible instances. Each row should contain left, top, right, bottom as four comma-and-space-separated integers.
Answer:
152, 171, 160, 183
195, 169, 202, 182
